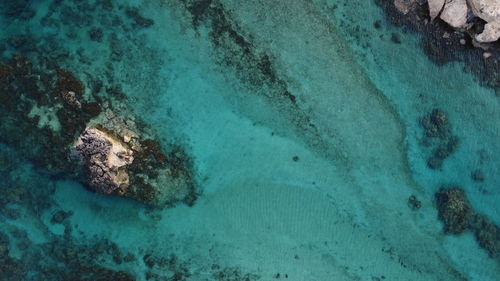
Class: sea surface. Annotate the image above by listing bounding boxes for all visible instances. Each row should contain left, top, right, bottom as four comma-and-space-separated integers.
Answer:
0, 0, 499, 280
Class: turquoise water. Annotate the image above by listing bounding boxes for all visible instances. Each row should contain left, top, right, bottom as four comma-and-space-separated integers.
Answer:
0, 0, 499, 280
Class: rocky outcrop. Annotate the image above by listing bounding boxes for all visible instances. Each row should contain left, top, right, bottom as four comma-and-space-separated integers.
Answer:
71, 111, 197, 207
74, 127, 134, 195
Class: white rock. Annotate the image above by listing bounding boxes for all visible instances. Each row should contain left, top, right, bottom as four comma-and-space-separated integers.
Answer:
440, 0, 468, 28
428, 0, 446, 20
476, 20, 500, 42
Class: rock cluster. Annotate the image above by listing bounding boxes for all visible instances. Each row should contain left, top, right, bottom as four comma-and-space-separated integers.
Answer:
377, 0, 500, 91
399, 0, 500, 43
435, 187, 500, 257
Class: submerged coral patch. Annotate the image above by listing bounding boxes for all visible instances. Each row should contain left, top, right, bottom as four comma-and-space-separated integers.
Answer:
435, 187, 500, 258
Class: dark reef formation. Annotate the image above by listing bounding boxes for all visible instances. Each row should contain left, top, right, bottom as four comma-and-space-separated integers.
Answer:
435, 187, 500, 258
374, 0, 500, 94
0, 53, 196, 207
420, 109, 459, 169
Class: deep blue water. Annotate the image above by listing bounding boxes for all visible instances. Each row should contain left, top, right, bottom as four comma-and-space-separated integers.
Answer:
0, 0, 499, 280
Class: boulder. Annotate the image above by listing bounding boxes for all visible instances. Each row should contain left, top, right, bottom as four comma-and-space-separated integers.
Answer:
476, 20, 500, 42
428, 0, 446, 20
440, 0, 468, 28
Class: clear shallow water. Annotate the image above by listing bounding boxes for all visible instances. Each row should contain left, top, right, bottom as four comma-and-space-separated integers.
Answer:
0, 0, 499, 280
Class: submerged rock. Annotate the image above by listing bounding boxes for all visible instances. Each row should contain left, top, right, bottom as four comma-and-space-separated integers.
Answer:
74, 127, 134, 195
421, 108, 449, 139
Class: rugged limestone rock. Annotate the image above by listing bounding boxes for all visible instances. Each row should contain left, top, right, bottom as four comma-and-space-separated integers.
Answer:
74, 127, 134, 195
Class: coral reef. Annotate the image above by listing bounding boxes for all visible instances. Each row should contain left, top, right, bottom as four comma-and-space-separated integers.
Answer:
435, 187, 500, 258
